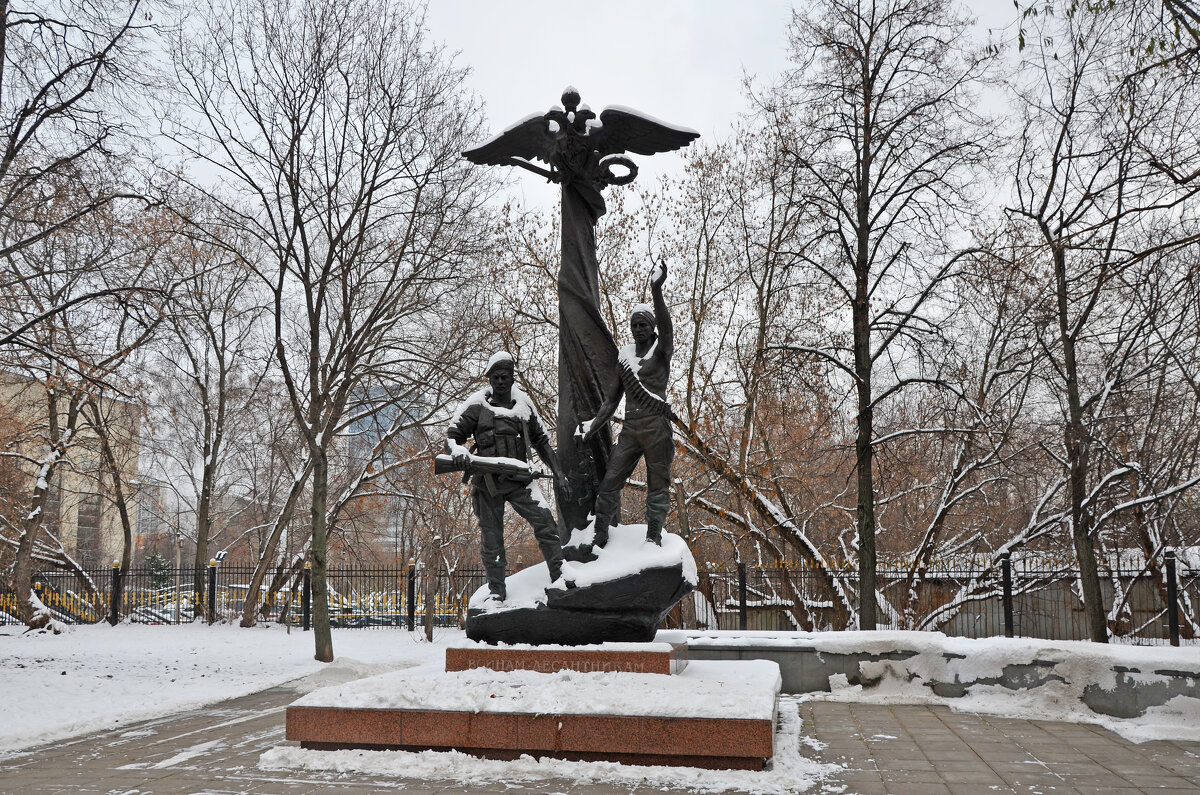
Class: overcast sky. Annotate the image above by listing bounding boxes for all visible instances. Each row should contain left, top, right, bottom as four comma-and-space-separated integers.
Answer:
424, 0, 1019, 209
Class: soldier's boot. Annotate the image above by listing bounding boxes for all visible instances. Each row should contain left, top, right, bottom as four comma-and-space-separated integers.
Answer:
551, 561, 578, 588
484, 564, 506, 602
590, 488, 621, 550
592, 512, 613, 548
645, 490, 671, 546
541, 547, 576, 588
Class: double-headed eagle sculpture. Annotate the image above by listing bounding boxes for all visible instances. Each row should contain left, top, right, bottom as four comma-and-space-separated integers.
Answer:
464, 87, 699, 223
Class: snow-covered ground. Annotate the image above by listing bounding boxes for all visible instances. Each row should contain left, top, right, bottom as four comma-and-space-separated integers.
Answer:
0, 622, 446, 753
5, 623, 1198, 793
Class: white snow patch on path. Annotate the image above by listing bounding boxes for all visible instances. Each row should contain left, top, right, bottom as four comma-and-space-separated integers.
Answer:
0, 623, 450, 753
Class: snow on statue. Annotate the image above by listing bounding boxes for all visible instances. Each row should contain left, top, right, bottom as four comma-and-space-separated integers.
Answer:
442, 352, 576, 602
454, 89, 699, 644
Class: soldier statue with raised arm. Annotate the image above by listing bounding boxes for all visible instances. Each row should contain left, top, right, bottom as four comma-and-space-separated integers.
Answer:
580, 261, 674, 548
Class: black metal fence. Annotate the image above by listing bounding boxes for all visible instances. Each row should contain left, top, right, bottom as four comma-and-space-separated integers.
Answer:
0, 562, 489, 630
3, 553, 1196, 645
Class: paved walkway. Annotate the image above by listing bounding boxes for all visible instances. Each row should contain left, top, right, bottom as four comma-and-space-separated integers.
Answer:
2, 685, 1198, 794
802, 702, 1200, 794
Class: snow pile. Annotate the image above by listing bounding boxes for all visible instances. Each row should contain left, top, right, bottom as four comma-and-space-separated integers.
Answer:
293, 658, 781, 720
661, 629, 1200, 744
0, 623, 450, 753
473, 522, 696, 611
808, 636, 1200, 744
261, 696, 836, 794
447, 638, 679, 653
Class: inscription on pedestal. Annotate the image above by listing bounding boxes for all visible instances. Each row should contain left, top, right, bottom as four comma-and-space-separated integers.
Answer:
445, 643, 688, 676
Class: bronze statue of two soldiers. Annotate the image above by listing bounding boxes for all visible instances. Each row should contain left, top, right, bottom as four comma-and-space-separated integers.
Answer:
448, 88, 697, 603
445, 268, 675, 601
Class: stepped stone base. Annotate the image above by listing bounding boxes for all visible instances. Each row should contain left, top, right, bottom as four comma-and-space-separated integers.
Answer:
286, 707, 774, 770
284, 646, 779, 770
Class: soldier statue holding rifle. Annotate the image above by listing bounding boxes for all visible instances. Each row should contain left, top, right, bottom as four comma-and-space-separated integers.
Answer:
442, 352, 574, 602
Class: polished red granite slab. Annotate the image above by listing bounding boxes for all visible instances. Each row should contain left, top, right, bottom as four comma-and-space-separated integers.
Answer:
444, 642, 688, 675
286, 705, 774, 770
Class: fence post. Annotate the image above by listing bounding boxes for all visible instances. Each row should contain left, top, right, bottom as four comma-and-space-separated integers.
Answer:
737, 562, 747, 631
207, 559, 217, 624
407, 558, 417, 632
1165, 548, 1180, 647
1001, 552, 1014, 638
302, 562, 311, 631
109, 560, 120, 626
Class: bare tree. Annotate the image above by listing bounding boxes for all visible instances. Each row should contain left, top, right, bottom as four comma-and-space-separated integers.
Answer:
169, 0, 491, 660
763, 0, 996, 628
0, 193, 164, 628
1007, 3, 1200, 640
651, 128, 857, 629
141, 216, 266, 622
0, 0, 154, 347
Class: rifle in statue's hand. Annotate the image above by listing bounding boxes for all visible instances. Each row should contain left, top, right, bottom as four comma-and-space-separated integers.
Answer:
434, 453, 554, 483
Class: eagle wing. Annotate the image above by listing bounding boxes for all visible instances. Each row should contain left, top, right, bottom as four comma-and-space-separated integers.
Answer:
462, 113, 557, 165
593, 106, 700, 157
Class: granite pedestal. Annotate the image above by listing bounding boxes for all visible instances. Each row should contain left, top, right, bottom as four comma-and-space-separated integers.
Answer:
285, 643, 779, 770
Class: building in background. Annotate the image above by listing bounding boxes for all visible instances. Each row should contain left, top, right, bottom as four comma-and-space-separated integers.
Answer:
0, 371, 141, 570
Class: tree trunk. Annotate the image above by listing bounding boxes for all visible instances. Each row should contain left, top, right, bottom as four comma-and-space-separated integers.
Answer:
1053, 243, 1108, 642
192, 437, 218, 623
853, 112, 877, 630
11, 470, 55, 627
310, 448, 334, 662
424, 546, 438, 643
12, 391, 75, 628
239, 456, 314, 627
851, 52, 879, 630
192, 504, 209, 623
853, 295, 877, 630
93, 411, 134, 625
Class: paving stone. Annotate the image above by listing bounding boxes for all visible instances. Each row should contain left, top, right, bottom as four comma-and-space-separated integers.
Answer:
928, 759, 997, 773
5, 689, 1200, 793
943, 776, 1012, 789
884, 784, 954, 795
880, 767, 952, 784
